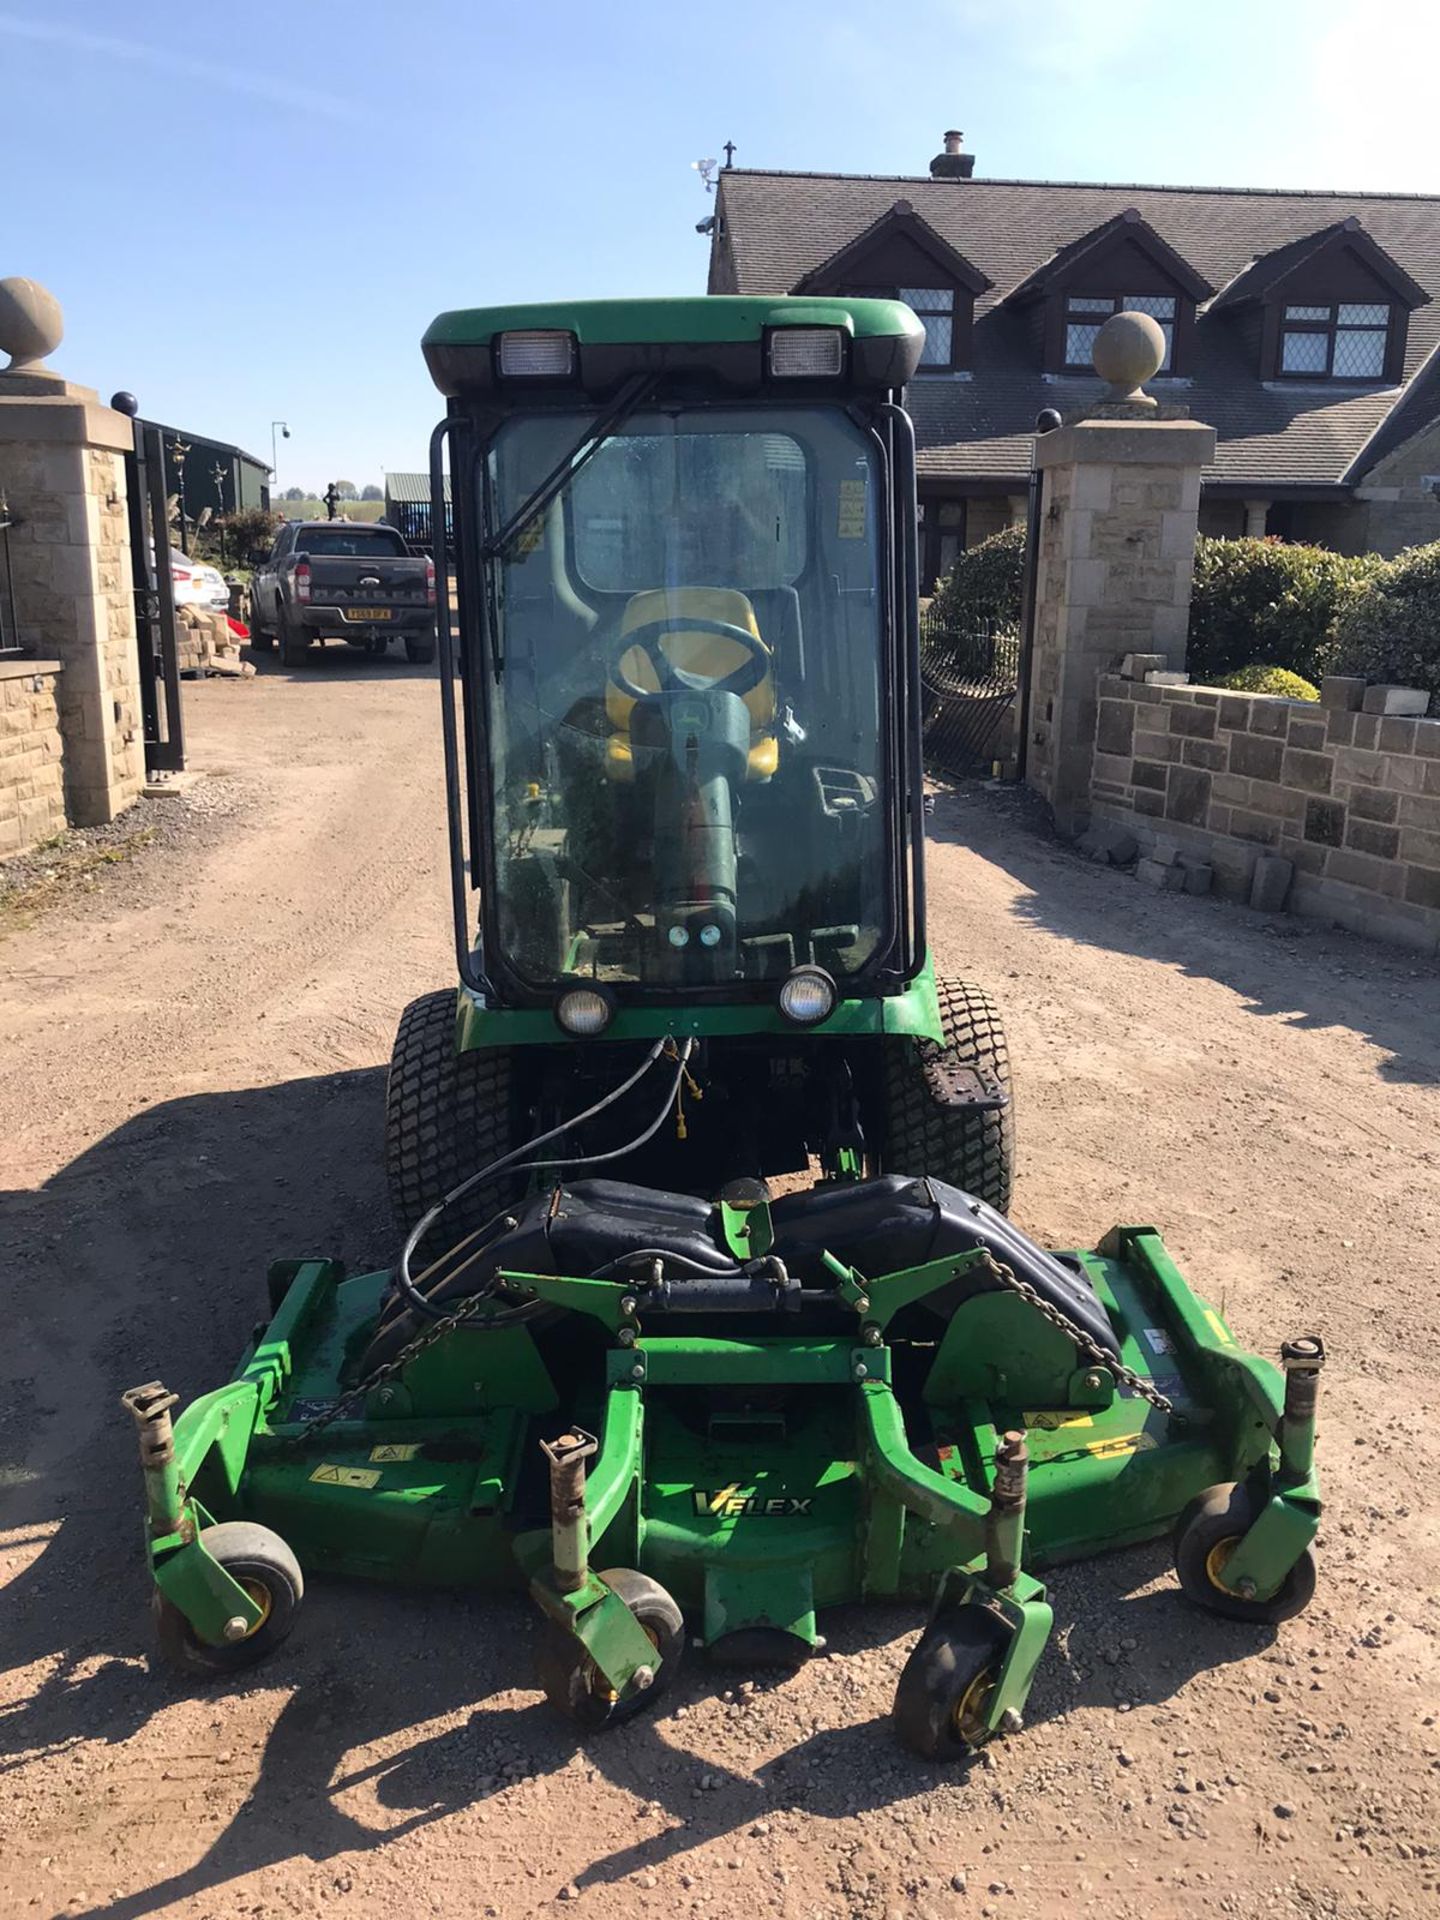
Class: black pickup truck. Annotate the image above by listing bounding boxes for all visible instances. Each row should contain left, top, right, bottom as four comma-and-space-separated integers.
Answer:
249, 522, 436, 667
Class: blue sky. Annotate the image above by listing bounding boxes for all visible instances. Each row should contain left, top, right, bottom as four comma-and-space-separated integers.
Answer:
2, 0, 1435, 490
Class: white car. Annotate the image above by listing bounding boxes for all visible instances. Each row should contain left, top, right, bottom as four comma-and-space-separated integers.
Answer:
170, 550, 231, 613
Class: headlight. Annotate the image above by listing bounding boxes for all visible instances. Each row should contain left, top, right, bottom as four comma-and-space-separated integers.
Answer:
778, 964, 837, 1026
555, 986, 614, 1037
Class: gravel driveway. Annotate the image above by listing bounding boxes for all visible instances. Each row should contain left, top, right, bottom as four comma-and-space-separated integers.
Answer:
1, 656, 1437, 1920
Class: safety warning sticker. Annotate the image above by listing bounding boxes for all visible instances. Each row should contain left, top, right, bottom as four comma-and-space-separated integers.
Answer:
369, 1444, 422, 1463
837, 479, 868, 539
1142, 1327, 1175, 1355
309, 1463, 381, 1489
1084, 1432, 1158, 1460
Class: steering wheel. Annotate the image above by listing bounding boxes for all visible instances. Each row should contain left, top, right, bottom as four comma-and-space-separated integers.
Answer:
608, 616, 771, 702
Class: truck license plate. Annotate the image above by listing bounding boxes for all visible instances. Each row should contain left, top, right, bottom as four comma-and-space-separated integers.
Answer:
348, 607, 392, 621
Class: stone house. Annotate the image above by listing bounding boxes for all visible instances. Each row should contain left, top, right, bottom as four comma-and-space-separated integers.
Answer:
706, 135, 1440, 586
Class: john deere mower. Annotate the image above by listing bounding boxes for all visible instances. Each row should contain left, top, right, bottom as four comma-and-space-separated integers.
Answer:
124, 298, 1323, 1756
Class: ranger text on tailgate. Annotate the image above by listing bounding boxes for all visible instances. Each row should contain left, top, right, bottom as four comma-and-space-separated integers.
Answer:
249, 522, 437, 667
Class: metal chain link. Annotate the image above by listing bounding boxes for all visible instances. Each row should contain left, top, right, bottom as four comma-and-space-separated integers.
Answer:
283, 1244, 1177, 1452
281, 1289, 496, 1452
977, 1251, 1180, 1420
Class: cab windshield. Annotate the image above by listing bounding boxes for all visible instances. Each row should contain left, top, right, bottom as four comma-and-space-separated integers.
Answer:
478, 405, 889, 991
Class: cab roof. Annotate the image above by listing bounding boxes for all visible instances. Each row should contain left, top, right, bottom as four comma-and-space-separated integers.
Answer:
422, 295, 924, 399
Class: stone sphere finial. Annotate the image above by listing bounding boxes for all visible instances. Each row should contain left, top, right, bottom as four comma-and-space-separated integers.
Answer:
0, 276, 64, 372
1092, 309, 1165, 406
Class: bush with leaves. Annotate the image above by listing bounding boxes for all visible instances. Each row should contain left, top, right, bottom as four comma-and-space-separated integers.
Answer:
1187, 536, 1379, 684
929, 522, 1026, 636
1332, 540, 1440, 706
1216, 664, 1319, 701
214, 506, 281, 568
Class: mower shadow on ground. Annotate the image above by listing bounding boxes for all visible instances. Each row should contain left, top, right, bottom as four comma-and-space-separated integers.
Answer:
925, 782, 1440, 1087
30, 1557, 1274, 1920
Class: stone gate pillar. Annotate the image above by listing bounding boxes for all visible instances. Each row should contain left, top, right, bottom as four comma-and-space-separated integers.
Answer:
0, 278, 143, 827
1025, 313, 1215, 833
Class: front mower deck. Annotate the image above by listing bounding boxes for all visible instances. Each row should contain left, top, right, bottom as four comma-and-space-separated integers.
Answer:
124, 1189, 1322, 1754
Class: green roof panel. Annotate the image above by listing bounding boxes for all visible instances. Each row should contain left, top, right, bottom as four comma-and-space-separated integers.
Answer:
422, 295, 924, 397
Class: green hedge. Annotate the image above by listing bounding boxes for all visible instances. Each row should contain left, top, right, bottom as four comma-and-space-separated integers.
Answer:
929, 523, 1025, 635
931, 528, 1382, 685
1216, 664, 1319, 701
1186, 537, 1379, 684
1332, 540, 1440, 704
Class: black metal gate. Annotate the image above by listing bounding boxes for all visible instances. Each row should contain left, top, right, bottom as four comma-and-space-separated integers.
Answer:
919, 616, 1020, 776
114, 394, 185, 776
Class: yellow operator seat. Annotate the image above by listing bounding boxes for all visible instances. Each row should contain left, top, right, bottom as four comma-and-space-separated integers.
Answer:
604, 587, 779, 783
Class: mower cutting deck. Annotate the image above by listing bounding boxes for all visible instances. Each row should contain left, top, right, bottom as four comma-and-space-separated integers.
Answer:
124, 1175, 1322, 1755
124, 295, 1322, 1755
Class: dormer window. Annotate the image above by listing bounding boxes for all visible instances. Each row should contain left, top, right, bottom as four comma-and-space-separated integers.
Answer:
901, 287, 956, 366
1064, 294, 1175, 371
1278, 301, 1390, 379
790, 199, 993, 375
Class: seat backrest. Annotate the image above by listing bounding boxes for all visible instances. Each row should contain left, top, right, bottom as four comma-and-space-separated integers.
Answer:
605, 587, 775, 734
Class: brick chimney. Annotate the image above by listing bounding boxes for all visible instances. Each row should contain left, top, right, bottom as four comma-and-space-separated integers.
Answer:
930, 130, 975, 180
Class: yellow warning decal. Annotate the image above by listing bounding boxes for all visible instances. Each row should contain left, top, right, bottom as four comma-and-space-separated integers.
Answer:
309, 1463, 381, 1489
1203, 1309, 1233, 1346
1084, 1433, 1159, 1459
369, 1444, 422, 1463
837, 479, 868, 539
1023, 1411, 1094, 1431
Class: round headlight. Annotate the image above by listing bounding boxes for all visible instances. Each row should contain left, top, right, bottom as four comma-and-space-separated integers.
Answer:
555, 986, 614, 1037
777, 964, 837, 1027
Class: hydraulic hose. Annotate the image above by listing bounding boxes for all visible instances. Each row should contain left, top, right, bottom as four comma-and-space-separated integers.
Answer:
392, 1036, 694, 1324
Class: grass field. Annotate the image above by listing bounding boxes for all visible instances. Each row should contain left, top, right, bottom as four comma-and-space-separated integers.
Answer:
272, 499, 388, 522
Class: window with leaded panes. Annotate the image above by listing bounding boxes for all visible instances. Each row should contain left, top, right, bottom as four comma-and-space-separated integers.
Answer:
1064, 293, 1176, 371
899, 287, 956, 367
1277, 302, 1390, 379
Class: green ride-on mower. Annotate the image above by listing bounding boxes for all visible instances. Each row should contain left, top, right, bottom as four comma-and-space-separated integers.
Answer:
124, 297, 1324, 1757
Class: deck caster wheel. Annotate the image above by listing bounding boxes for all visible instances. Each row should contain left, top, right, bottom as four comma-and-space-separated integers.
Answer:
893, 1606, 1010, 1761
1173, 1482, 1317, 1624
535, 1569, 684, 1731
152, 1521, 304, 1678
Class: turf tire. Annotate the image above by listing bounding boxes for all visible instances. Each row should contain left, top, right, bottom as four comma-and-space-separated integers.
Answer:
152, 1521, 303, 1679
881, 978, 1014, 1213
1173, 1481, 1317, 1624
536, 1568, 685, 1731
385, 988, 516, 1245
893, 1605, 1009, 1760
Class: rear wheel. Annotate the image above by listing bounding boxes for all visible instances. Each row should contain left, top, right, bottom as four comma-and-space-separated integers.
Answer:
385, 988, 517, 1245
277, 605, 311, 668
881, 978, 1015, 1212
247, 597, 274, 650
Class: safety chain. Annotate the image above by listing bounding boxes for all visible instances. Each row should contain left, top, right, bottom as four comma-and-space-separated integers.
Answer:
978, 1252, 1180, 1421
280, 1289, 495, 1452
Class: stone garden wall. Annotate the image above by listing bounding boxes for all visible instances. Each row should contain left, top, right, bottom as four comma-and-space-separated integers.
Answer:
0, 657, 67, 856
1088, 668, 1440, 953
